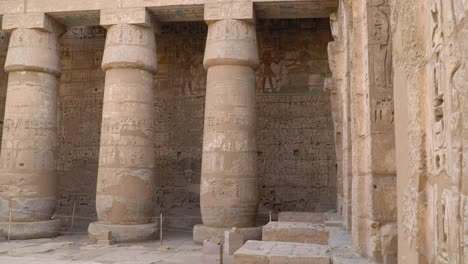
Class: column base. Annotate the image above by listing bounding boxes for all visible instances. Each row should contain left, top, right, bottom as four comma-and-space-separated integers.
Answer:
0, 219, 61, 240
193, 224, 262, 244
88, 222, 158, 243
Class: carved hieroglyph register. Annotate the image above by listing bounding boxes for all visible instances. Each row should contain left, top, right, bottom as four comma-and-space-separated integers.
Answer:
87, 8, 159, 242
0, 13, 64, 239
193, 0, 262, 243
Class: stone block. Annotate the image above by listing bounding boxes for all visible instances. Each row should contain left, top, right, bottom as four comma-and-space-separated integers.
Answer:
2, 13, 65, 33
88, 222, 158, 243
325, 220, 344, 227
0, 229, 5, 241
234, 240, 330, 264
224, 228, 244, 255
100, 7, 160, 32
97, 231, 114, 246
203, 238, 222, 255
262, 222, 329, 245
278, 212, 326, 223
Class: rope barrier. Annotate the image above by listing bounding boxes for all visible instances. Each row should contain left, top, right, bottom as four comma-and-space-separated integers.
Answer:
5, 207, 274, 249
8, 208, 272, 220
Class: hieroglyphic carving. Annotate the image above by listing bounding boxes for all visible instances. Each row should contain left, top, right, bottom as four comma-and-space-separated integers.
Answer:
429, 52, 449, 175
155, 22, 207, 96
372, 92, 394, 130
368, 0, 392, 90
204, 0, 254, 21
463, 196, 468, 263
55, 27, 106, 227
435, 188, 448, 263
257, 95, 336, 214
256, 19, 332, 94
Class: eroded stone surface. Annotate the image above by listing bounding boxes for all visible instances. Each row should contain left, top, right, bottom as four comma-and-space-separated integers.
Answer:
200, 17, 260, 229
193, 224, 262, 244
262, 221, 329, 245
94, 21, 157, 232
234, 240, 330, 264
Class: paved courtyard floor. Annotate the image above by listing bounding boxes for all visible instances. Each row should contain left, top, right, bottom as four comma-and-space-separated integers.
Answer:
0, 225, 374, 264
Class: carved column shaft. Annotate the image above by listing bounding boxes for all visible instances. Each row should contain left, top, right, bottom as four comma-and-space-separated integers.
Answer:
200, 18, 259, 228
0, 14, 63, 239
96, 23, 157, 225
96, 24, 156, 224
88, 11, 159, 242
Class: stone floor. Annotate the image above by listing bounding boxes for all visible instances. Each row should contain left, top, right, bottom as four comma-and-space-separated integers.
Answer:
0, 225, 375, 264
0, 231, 230, 264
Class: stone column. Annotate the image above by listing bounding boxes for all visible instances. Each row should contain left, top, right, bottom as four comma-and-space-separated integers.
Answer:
0, 14, 64, 239
193, 0, 262, 243
87, 8, 159, 243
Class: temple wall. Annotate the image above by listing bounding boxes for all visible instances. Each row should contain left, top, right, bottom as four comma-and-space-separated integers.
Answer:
47, 19, 336, 230
328, 0, 397, 262
392, 0, 468, 263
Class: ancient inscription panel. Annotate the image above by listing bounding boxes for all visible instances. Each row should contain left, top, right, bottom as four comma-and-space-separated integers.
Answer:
49, 19, 335, 229
56, 27, 106, 229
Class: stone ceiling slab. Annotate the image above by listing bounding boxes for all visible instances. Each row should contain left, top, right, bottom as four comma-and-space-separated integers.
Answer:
0, 0, 338, 26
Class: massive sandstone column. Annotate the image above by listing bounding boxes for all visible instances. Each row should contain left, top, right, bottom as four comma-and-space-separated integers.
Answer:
88, 8, 159, 243
0, 14, 64, 239
193, 0, 262, 243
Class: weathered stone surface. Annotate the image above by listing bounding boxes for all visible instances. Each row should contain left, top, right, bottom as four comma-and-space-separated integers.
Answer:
0, 25, 62, 239
90, 21, 158, 242
88, 222, 158, 243
233, 240, 330, 264
52, 20, 336, 232
278, 212, 326, 223
202, 239, 222, 255
193, 224, 262, 244
391, 0, 468, 262
8, 241, 74, 256
200, 18, 259, 229
328, 0, 398, 261
224, 228, 244, 255
0, 219, 61, 240
0, 1, 339, 24
262, 221, 329, 245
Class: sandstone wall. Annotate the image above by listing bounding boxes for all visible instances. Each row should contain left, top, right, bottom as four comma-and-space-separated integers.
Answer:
392, 0, 468, 263
48, 19, 336, 230
328, 0, 397, 262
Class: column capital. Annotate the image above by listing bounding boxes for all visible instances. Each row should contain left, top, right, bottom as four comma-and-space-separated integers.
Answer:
101, 23, 157, 73
204, 19, 259, 69
2, 13, 65, 35
100, 8, 161, 34
204, 0, 255, 23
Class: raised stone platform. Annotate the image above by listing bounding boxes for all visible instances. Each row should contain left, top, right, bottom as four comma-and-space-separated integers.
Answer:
278, 211, 344, 227
233, 240, 330, 264
88, 222, 158, 243
193, 225, 262, 244
262, 221, 329, 245
278, 211, 326, 223
0, 219, 61, 240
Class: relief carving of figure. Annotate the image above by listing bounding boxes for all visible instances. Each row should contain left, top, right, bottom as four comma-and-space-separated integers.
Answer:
178, 49, 197, 96
260, 50, 282, 93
